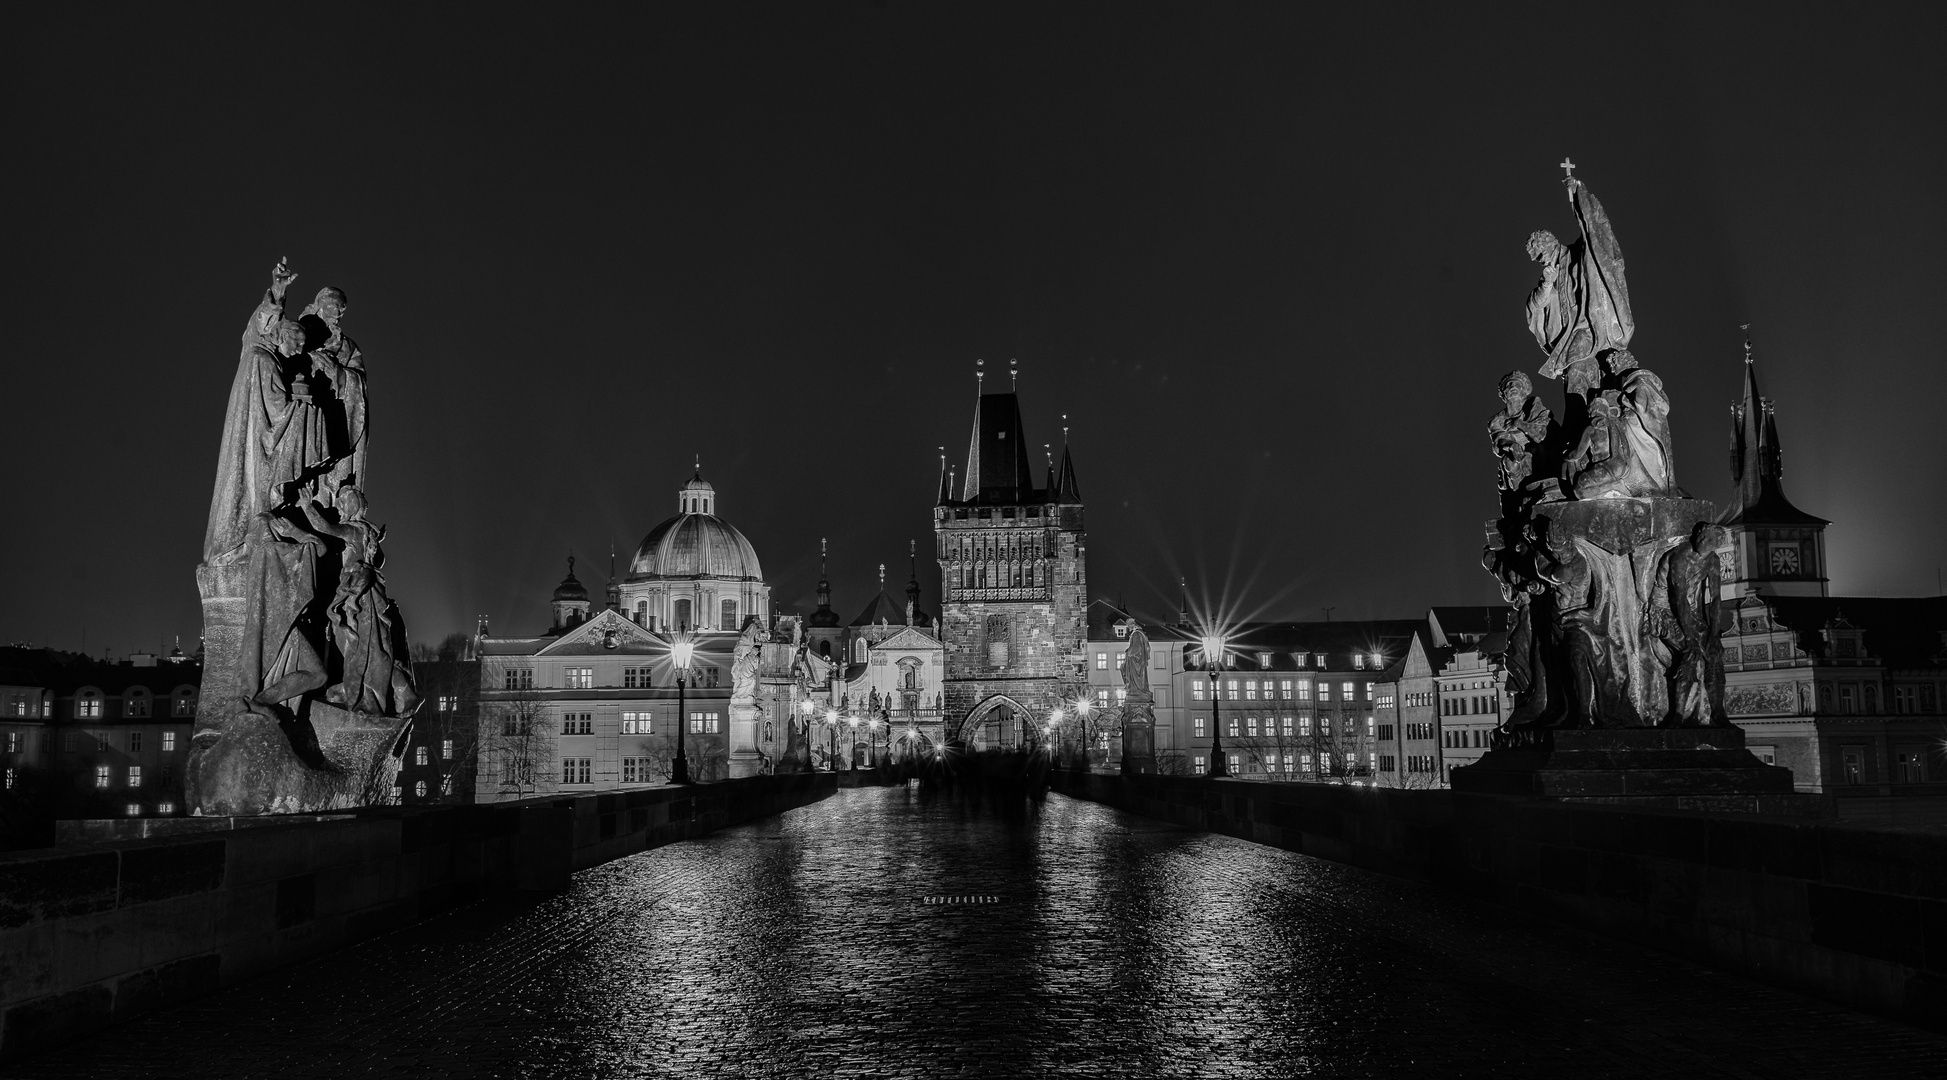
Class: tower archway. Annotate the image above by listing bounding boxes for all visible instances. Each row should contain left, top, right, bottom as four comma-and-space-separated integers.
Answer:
959, 694, 1033, 751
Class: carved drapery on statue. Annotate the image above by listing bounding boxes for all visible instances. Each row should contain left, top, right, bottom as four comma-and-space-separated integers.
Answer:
1486, 178, 1725, 732
188, 261, 419, 816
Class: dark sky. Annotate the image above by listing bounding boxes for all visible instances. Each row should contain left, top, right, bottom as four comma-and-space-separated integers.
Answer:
4, 4, 1942, 657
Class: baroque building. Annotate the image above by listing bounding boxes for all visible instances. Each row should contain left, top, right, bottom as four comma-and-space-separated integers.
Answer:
934, 389, 1087, 749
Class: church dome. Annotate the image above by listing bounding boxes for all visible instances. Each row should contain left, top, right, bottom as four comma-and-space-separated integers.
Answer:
630, 514, 764, 581
552, 562, 589, 601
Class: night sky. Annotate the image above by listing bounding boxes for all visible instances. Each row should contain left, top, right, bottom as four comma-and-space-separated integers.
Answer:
4, 5, 1942, 657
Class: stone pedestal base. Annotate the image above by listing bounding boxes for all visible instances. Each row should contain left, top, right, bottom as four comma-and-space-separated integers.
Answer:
728, 701, 764, 778
1120, 699, 1157, 775
1451, 727, 1834, 818
186, 703, 408, 816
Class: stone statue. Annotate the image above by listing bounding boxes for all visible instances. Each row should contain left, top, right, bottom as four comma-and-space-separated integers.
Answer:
1526, 177, 1633, 393
1648, 522, 1728, 725
298, 487, 419, 717
730, 621, 763, 703
299, 286, 367, 505
1482, 176, 1726, 732
1489, 370, 1555, 496
189, 260, 418, 816
1121, 628, 1151, 698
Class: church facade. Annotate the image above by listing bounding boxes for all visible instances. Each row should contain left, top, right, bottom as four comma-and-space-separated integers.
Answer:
1713, 343, 1945, 796
934, 390, 1088, 749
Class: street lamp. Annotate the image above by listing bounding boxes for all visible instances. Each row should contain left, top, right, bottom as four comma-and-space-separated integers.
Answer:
1203, 633, 1229, 778
867, 717, 882, 770
1072, 699, 1092, 771
847, 715, 861, 770
670, 627, 697, 784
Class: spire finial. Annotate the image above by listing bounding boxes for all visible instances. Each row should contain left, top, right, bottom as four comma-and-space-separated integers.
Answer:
976, 358, 984, 393
879, 563, 886, 589
1062, 412, 1070, 443
1009, 358, 1017, 391
567, 553, 575, 576
1559, 156, 1576, 180
1044, 442, 1054, 471
1741, 323, 1755, 365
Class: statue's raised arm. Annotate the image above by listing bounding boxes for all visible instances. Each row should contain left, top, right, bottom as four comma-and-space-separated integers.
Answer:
1567, 178, 1633, 355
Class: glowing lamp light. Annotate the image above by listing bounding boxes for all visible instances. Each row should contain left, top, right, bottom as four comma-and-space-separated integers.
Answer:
670, 638, 697, 671
1050, 708, 1064, 723
826, 709, 838, 723
1200, 634, 1225, 664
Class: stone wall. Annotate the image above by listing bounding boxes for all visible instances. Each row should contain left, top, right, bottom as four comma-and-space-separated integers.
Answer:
1050, 772, 1945, 1032
0, 773, 835, 1063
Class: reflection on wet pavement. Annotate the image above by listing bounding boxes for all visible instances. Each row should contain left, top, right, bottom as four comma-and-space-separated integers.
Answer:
18, 786, 1947, 1078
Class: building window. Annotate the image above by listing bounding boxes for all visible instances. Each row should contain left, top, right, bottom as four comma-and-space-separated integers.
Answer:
1281, 716, 1294, 736
673, 598, 692, 629
79, 694, 102, 718
1193, 716, 1206, 738
4, 733, 18, 754
127, 766, 143, 788
414, 780, 428, 797
1096, 690, 1110, 708
565, 668, 594, 690
1227, 718, 1239, 737
1279, 680, 1293, 699
1299, 717, 1313, 736
623, 758, 640, 783
1095, 652, 1108, 670
1228, 754, 1240, 772
1246, 715, 1259, 737
690, 711, 721, 734
562, 713, 593, 735
125, 803, 142, 817
414, 746, 429, 766
1225, 679, 1239, 701
164, 730, 179, 752
624, 667, 645, 689
562, 758, 592, 784
1366, 717, 1376, 736
1192, 683, 1206, 701
504, 668, 533, 690
3, 767, 13, 789
1316, 684, 1331, 703
1343, 681, 1356, 700
1194, 755, 1206, 775
64, 733, 77, 752
1244, 680, 1258, 700
1353, 654, 1365, 670
95, 764, 111, 788
721, 599, 738, 631
1750, 744, 1777, 766
127, 695, 150, 717
985, 615, 1010, 667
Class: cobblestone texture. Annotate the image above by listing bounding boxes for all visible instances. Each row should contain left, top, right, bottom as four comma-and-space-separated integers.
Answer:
13, 787, 1947, 1078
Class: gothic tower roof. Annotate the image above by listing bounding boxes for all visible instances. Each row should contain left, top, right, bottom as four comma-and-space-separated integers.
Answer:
1720, 337, 1827, 528
958, 392, 1038, 505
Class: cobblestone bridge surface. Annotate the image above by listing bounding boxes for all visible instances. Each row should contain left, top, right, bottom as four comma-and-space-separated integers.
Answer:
17, 787, 1947, 1079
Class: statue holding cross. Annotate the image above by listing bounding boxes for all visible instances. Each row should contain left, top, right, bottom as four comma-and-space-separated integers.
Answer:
1523, 162, 1634, 393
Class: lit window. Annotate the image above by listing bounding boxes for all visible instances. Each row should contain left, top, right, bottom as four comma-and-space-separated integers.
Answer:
414, 780, 428, 797
1366, 717, 1376, 736
1281, 716, 1294, 736
1343, 681, 1355, 700
1096, 653, 1108, 670
441, 739, 454, 759
1299, 717, 1313, 736
1279, 680, 1293, 699
1296, 682, 1311, 701
1244, 681, 1258, 699
125, 803, 142, 816
577, 758, 591, 784
1115, 689, 1127, 704
127, 766, 142, 788
414, 746, 429, 766
1246, 716, 1259, 737
158, 801, 174, 814
1228, 754, 1239, 771
1193, 716, 1206, 737
566, 668, 594, 690
1317, 684, 1331, 702
162, 731, 176, 752
79, 695, 102, 718
1227, 718, 1239, 737
95, 764, 111, 788
1353, 655, 1366, 670
5, 733, 18, 753
1194, 755, 1207, 775
1192, 684, 1206, 701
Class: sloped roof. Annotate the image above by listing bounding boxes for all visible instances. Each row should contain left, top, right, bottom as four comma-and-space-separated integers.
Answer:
1755, 595, 1947, 669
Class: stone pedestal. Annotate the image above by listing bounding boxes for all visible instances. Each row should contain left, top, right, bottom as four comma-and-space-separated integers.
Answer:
1451, 728, 1834, 818
728, 699, 764, 778
186, 703, 407, 816
1119, 693, 1157, 775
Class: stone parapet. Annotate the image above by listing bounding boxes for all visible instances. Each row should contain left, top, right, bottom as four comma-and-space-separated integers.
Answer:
0, 773, 835, 1065
1050, 772, 1946, 1033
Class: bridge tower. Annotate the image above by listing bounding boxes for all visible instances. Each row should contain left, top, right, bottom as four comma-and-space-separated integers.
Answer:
934, 386, 1087, 748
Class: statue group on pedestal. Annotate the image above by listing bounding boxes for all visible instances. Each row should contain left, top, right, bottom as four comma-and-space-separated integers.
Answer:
1484, 174, 1727, 731
189, 260, 418, 814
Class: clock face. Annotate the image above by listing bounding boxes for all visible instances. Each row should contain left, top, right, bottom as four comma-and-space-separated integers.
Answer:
1769, 545, 1801, 575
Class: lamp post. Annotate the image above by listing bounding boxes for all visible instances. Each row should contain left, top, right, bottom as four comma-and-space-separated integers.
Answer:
1072, 699, 1091, 771
867, 717, 882, 770
670, 628, 697, 784
1204, 633, 1229, 778
847, 716, 860, 769
1047, 707, 1063, 766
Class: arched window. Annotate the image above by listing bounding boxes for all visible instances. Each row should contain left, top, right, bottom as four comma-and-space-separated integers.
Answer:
721, 599, 738, 631
673, 598, 692, 630
635, 600, 648, 626
905, 669, 917, 689
820, 640, 832, 659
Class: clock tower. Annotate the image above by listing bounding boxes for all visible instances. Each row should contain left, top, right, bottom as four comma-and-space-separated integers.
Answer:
1717, 335, 1829, 597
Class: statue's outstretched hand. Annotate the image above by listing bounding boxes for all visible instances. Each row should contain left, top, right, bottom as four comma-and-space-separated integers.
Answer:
271, 258, 299, 299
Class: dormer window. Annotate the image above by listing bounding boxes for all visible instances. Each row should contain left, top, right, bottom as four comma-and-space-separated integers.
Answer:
77, 691, 102, 719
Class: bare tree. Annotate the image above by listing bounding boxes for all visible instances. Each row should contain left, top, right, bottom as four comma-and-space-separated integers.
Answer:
480, 660, 550, 800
